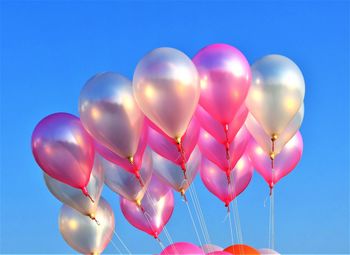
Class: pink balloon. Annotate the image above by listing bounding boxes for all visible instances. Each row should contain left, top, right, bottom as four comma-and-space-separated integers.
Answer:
120, 176, 174, 238
201, 155, 253, 206
196, 105, 248, 145
198, 127, 250, 173
160, 242, 204, 255
148, 116, 199, 165
96, 125, 148, 174
248, 131, 303, 190
207, 252, 232, 255
32, 113, 95, 195
193, 43, 251, 125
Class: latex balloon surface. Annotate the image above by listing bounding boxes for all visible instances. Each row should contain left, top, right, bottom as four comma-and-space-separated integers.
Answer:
96, 125, 148, 173
246, 104, 304, 155
201, 244, 223, 253
196, 105, 248, 145
201, 155, 253, 206
224, 244, 260, 255
246, 54, 305, 137
120, 176, 174, 238
160, 242, 205, 255
79, 72, 144, 158
133, 47, 200, 139
59, 198, 114, 254
248, 131, 303, 189
104, 148, 153, 202
207, 252, 232, 255
193, 43, 251, 124
44, 154, 104, 217
259, 248, 280, 255
32, 113, 94, 191
153, 146, 200, 193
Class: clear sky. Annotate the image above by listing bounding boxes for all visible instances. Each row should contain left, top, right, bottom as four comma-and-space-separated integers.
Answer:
1, 1, 349, 254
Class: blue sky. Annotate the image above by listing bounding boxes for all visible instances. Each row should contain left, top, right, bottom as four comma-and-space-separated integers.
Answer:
1, 1, 349, 254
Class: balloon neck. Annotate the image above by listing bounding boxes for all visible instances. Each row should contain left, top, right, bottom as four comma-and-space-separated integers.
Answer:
269, 184, 274, 196
225, 202, 230, 212
271, 134, 278, 142
153, 233, 159, 240
81, 187, 94, 203
175, 137, 181, 145
134, 171, 144, 187
128, 156, 134, 164
89, 214, 100, 225
180, 189, 187, 202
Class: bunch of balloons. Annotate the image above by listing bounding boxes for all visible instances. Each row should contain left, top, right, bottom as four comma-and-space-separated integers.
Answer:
32, 43, 304, 254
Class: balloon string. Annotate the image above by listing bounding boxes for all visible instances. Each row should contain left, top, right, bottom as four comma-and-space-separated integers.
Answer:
228, 204, 235, 245
184, 199, 203, 246
113, 229, 132, 255
109, 237, 123, 255
228, 176, 243, 244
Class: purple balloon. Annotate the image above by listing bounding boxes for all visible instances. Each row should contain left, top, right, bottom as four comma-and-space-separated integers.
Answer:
120, 175, 174, 238
198, 127, 250, 173
248, 131, 303, 190
193, 43, 251, 125
32, 113, 95, 193
201, 155, 253, 207
160, 242, 205, 255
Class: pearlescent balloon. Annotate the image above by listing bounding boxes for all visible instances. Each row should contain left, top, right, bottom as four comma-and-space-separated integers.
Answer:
59, 198, 114, 254
161, 242, 205, 255
196, 105, 248, 145
153, 147, 200, 194
207, 252, 232, 255
104, 149, 153, 203
148, 116, 199, 165
193, 43, 251, 124
201, 244, 223, 253
44, 154, 104, 217
79, 72, 144, 159
246, 55, 305, 137
133, 47, 200, 139
120, 176, 174, 238
248, 132, 303, 189
201, 155, 253, 206
198, 127, 250, 173
32, 113, 94, 193
259, 248, 281, 255
246, 104, 304, 155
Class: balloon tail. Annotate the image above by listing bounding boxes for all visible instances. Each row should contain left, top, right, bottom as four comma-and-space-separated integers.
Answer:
175, 137, 187, 180
90, 216, 100, 226
180, 189, 188, 202
81, 187, 94, 203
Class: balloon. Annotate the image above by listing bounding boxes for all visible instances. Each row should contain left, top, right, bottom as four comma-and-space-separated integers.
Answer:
160, 242, 205, 255
201, 244, 223, 253
96, 125, 148, 174
198, 127, 250, 173
79, 72, 144, 159
259, 248, 280, 255
196, 105, 248, 145
224, 244, 260, 255
148, 116, 199, 166
32, 113, 94, 195
59, 197, 114, 254
246, 104, 304, 155
104, 148, 153, 203
193, 43, 251, 124
246, 55, 305, 138
201, 155, 253, 206
120, 176, 174, 238
133, 47, 200, 139
153, 147, 200, 195
207, 252, 232, 255
44, 154, 104, 218
248, 132, 303, 190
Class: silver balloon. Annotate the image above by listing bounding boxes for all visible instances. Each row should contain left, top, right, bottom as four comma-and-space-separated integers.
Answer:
59, 197, 114, 254
246, 104, 304, 155
79, 72, 144, 159
133, 47, 200, 139
44, 154, 104, 217
104, 148, 153, 204
201, 244, 223, 253
153, 146, 200, 194
246, 55, 305, 138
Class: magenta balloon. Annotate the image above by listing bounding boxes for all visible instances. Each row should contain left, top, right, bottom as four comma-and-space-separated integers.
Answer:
200, 155, 253, 206
160, 242, 204, 255
96, 125, 148, 174
198, 127, 250, 172
120, 176, 174, 238
193, 43, 251, 124
248, 131, 303, 189
148, 116, 199, 165
196, 105, 248, 145
32, 113, 95, 191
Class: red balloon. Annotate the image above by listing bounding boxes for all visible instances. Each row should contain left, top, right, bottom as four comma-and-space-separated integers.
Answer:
224, 244, 260, 255
32, 113, 95, 195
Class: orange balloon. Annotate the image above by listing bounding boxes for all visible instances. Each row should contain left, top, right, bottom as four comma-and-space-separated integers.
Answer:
224, 244, 260, 255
